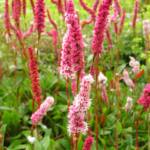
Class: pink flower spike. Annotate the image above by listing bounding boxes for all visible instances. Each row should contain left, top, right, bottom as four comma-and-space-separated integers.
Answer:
138, 84, 150, 110
82, 136, 94, 150
60, 30, 74, 78
92, 0, 112, 55
60, 0, 85, 77
31, 96, 54, 126
68, 74, 94, 135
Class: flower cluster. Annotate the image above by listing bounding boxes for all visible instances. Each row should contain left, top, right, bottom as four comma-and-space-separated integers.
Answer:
129, 56, 140, 74
60, 0, 84, 78
28, 47, 42, 106
31, 96, 54, 126
82, 136, 94, 150
68, 74, 94, 134
92, 0, 112, 55
138, 84, 150, 110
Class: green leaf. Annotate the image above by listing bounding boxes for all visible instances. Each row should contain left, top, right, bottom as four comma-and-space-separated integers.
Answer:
116, 121, 123, 135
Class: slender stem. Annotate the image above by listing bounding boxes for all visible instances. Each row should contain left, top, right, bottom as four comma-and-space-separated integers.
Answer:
73, 133, 79, 150
66, 78, 70, 112
148, 110, 150, 150
135, 120, 139, 150
114, 127, 118, 150
93, 54, 99, 150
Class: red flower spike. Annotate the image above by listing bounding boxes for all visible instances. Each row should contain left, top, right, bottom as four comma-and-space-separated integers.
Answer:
28, 47, 42, 107
12, 0, 21, 28
4, 0, 11, 36
34, 0, 45, 39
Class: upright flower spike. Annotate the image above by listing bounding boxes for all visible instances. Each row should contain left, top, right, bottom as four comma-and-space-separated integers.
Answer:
60, 30, 74, 78
82, 136, 94, 150
31, 96, 54, 126
66, 0, 85, 73
138, 84, 150, 110
60, 0, 84, 78
92, 0, 112, 55
4, 0, 11, 36
12, 0, 21, 28
68, 75, 94, 134
34, 0, 45, 40
132, 0, 139, 29
28, 47, 42, 107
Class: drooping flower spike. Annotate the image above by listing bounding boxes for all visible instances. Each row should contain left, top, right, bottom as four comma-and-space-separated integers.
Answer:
122, 69, 135, 89
31, 96, 54, 126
